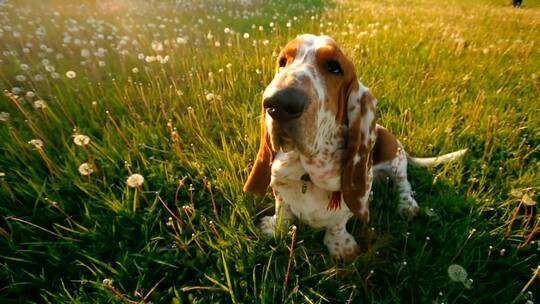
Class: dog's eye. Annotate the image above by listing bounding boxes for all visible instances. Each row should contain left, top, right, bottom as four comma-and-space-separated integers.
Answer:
278, 57, 287, 68
325, 60, 342, 74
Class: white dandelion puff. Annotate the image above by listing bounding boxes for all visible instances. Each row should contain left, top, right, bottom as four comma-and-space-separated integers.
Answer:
447, 264, 468, 282
73, 134, 90, 146
78, 163, 94, 176
151, 41, 164, 52
65, 70, 76, 79
0, 112, 10, 122
80, 49, 90, 57
28, 139, 44, 149
127, 173, 144, 188
33, 100, 47, 109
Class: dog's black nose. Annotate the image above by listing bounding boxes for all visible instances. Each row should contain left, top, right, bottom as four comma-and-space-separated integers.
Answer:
263, 87, 306, 122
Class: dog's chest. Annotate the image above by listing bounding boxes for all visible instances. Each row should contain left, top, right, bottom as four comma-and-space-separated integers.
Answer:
270, 152, 352, 229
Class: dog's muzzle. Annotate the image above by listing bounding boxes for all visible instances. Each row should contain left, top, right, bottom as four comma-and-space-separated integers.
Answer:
263, 87, 306, 123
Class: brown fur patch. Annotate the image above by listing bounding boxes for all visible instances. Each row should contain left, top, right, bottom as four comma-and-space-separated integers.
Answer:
373, 127, 399, 165
243, 107, 274, 195
341, 90, 376, 219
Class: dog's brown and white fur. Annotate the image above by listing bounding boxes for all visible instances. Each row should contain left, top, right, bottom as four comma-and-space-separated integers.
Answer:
244, 34, 466, 261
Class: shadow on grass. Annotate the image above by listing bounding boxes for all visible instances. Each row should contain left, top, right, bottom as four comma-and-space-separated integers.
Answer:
249, 161, 537, 303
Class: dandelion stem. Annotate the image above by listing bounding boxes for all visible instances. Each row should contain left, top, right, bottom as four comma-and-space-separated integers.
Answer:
511, 266, 540, 304
283, 226, 297, 292
6, 216, 79, 242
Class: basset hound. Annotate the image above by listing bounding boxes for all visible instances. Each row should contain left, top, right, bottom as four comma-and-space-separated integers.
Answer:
244, 34, 467, 261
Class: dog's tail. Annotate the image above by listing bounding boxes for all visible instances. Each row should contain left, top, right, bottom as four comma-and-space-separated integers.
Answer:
407, 149, 468, 167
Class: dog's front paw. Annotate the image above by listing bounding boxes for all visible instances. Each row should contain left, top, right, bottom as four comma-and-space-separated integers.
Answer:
324, 231, 360, 263
399, 194, 419, 218
258, 215, 278, 237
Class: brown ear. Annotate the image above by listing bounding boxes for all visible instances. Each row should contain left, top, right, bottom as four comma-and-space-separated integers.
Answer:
341, 81, 377, 220
243, 108, 274, 195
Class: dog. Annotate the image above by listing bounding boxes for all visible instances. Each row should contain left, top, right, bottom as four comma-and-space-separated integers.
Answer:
244, 34, 467, 261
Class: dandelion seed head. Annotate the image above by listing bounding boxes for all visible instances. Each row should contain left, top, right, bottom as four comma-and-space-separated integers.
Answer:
11, 87, 22, 95
28, 139, 44, 149
33, 99, 47, 109
65, 70, 76, 79
80, 49, 90, 57
73, 134, 90, 146
102, 278, 113, 287
0, 112, 10, 121
447, 264, 468, 282
127, 173, 144, 188
78, 162, 94, 176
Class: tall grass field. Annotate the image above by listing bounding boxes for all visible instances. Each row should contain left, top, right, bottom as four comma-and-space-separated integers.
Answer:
0, 0, 539, 302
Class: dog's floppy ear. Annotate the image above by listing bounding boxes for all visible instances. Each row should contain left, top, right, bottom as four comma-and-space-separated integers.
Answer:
243, 108, 274, 195
341, 81, 377, 220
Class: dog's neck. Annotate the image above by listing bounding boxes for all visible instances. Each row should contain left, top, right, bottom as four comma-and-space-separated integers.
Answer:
298, 125, 345, 192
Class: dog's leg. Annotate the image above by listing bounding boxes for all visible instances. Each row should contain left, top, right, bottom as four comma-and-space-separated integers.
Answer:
259, 191, 294, 236
392, 148, 420, 218
323, 221, 360, 262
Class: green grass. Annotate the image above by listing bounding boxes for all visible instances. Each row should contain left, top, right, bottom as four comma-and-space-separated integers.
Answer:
0, 0, 538, 303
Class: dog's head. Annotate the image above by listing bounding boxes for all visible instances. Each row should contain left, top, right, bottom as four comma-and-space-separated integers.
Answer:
244, 34, 377, 219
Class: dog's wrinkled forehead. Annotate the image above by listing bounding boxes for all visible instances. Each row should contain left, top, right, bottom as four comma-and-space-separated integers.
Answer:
264, 34, 344, 100
285, 34, 337, 65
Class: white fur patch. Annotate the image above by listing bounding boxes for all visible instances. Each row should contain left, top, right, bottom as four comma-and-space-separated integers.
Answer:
361, 109, 375, 147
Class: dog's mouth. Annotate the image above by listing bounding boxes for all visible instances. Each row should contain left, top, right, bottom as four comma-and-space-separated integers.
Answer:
269, 128, 295, 152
